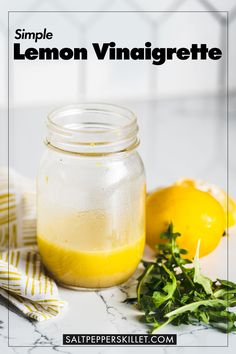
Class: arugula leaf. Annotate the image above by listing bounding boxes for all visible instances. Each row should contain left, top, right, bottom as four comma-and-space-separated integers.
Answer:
137, 264, 154, 303
152, 264, 177, 307
193, 240, 212, 295
126, 223, 236, 333
165, 299, 228, 318
217, 279, 236, 289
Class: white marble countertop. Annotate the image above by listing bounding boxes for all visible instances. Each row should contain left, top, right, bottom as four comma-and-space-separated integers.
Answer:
1, 230, 236, 354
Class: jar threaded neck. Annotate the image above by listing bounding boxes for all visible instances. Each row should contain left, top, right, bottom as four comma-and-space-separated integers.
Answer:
46, 103, 139, 155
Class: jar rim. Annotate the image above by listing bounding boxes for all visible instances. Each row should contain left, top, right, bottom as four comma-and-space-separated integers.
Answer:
47, 103, 137, 134
46, 103, 139, 155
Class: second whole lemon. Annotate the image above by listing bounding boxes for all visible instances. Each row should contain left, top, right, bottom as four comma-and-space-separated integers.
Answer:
146, 185, 225, 258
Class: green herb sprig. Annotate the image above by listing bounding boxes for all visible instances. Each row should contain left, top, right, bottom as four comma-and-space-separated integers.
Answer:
126, 223, 236, 333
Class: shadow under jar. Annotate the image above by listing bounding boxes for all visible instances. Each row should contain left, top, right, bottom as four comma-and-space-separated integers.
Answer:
37, 103, 146, 289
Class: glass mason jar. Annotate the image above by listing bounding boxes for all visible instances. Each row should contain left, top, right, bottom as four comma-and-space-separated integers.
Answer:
37, 103, 146, 289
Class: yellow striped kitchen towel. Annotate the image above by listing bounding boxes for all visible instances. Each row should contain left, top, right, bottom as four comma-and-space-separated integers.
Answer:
0, 167, 66, 321
0, 167, 36, 250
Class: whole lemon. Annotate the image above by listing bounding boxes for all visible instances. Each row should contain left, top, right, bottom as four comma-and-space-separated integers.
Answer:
175, 178, 236, 228
146, 185, 225, 258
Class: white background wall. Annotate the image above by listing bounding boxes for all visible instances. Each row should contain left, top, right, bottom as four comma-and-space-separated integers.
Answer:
0, 0, 235, 195
0, 0, 236, 108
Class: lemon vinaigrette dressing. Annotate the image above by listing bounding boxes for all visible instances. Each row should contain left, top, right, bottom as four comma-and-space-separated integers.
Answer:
37, 235, 145, 288
37, 104, 146, 289
37, 208, 145, 288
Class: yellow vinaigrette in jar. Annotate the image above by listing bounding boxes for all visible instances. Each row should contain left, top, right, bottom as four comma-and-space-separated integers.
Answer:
37, 210, 145, 288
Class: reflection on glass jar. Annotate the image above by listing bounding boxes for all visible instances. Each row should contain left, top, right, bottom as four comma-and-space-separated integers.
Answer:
37, 103, 146, 289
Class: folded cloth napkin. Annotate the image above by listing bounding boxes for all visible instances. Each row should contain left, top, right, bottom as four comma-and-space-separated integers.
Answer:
0, 167, 66, 321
